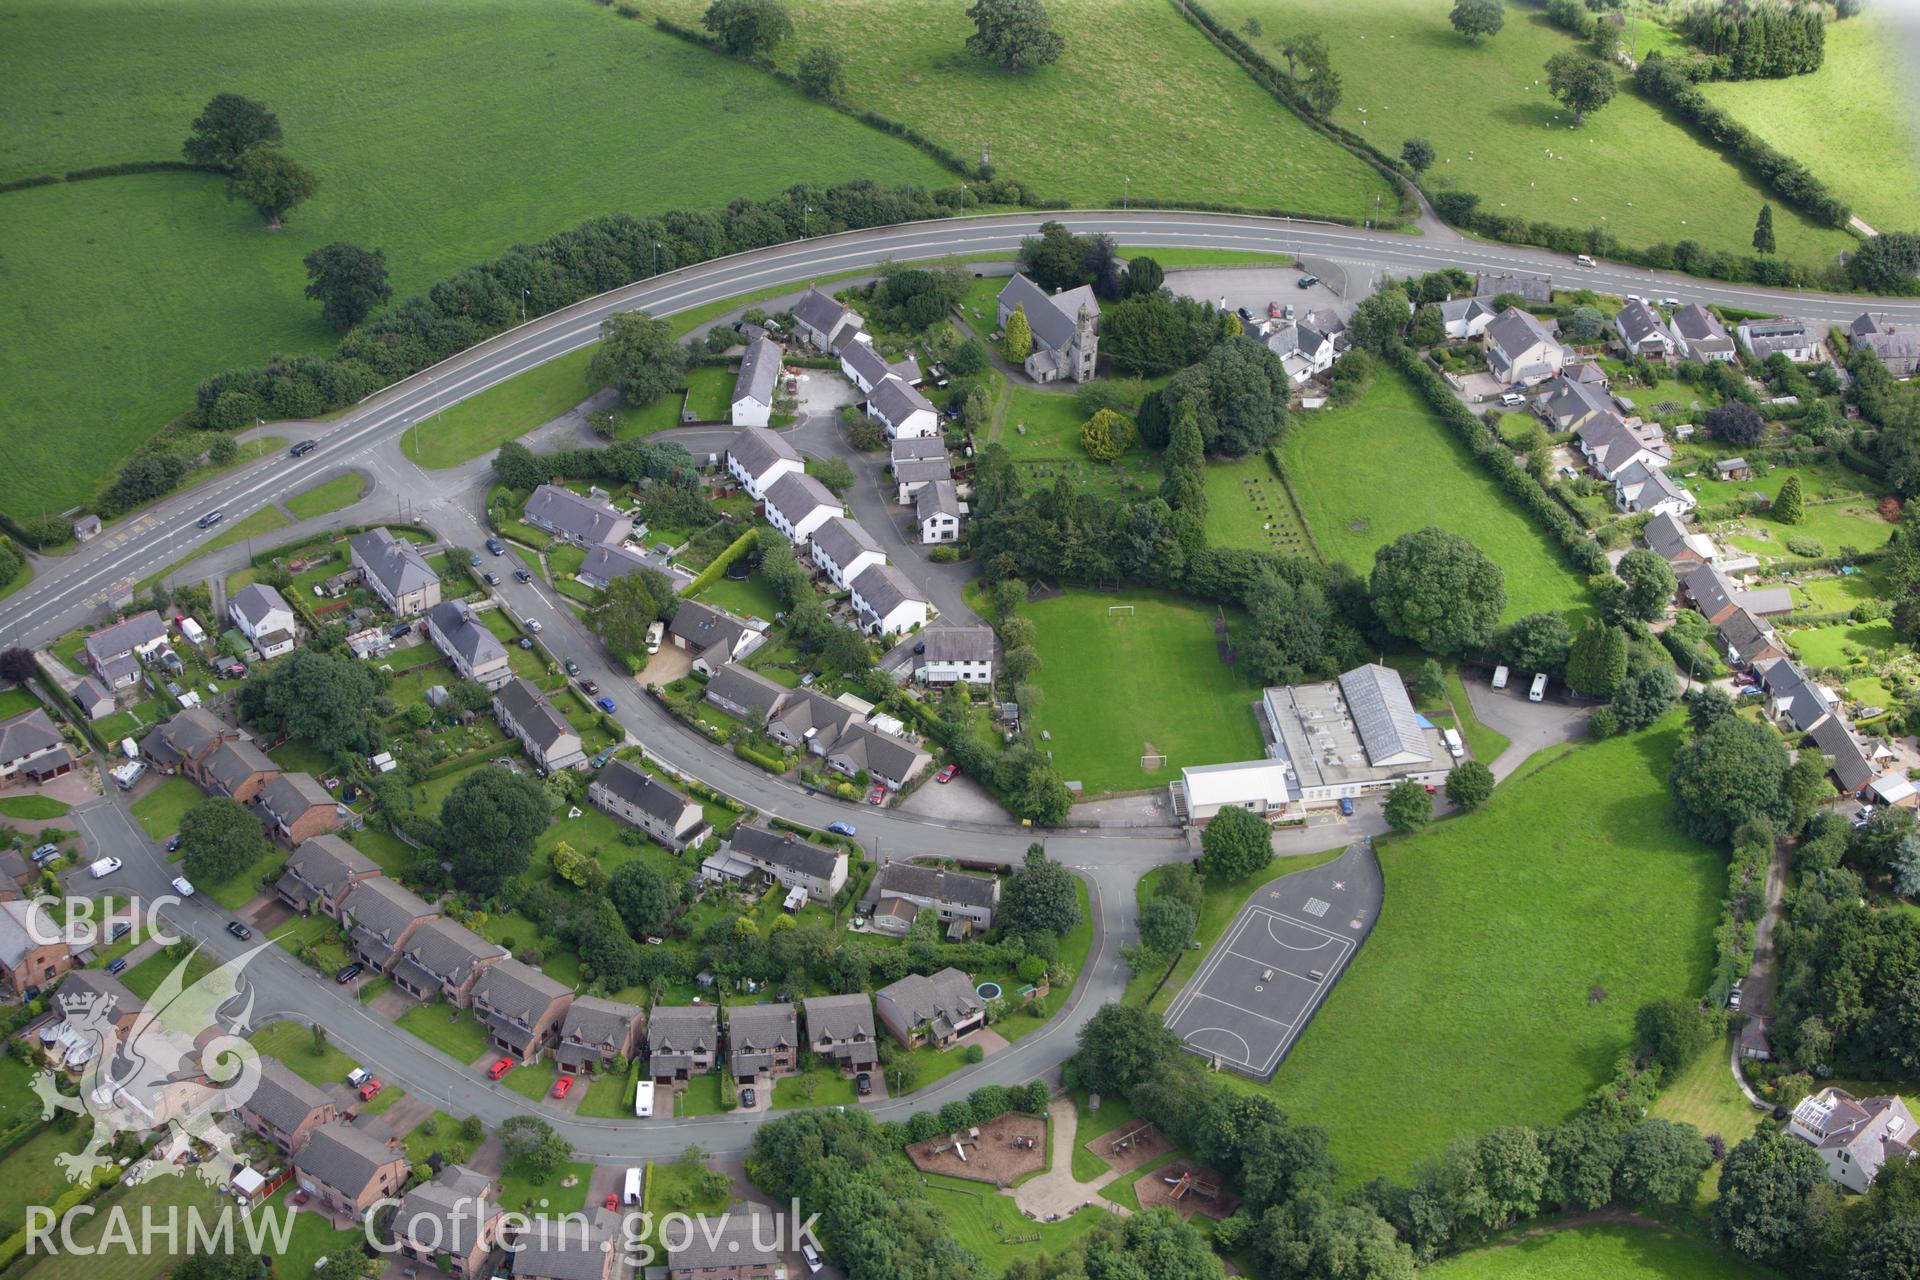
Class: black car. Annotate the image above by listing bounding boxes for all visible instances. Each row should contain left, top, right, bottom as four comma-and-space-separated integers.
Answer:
106, 957, 128, 976
564, 659, 580, 676
855, 1072, 872, 1096
1298, 274, 1319, 289
741, 1087, 756, 1108
226, 922, 253, 941
196, 510, 224, 529
289, 440, 318, 457
486, 538, 506, 556
107, 922, 130, 943
335, 962, 364, 984
513, 568, 533, 583
165, 833, 183, 853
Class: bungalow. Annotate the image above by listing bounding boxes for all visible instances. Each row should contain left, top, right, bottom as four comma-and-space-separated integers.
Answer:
1758, 657, 1839, 733
711, 823, 847, 902
69, 677, 113, 723
1686, 563, 1793, 625
1789, 1087, 1918, 1193
803, 993, 878, 1073
1614, 300, 1678, 362
0, 898, 74, 994
340, 877, 438, 975
588, 759, 704, 850
648, 1004, 719, 1081
726, 1003, 798, 1086
1852, 312, 1920, 378
395, 1165, 501, 1279
1808, 713, 1877, 796
876, 967, 985, 1048
200, 738, 279, 803
256, 771, 341, 845
1474, 270, 1553, 303
850, 562, 930, 638
1739, 318, 1819, 364
294, 1122, 409, 1218
809, 516, 888, 590
1538, 374, 1617, 432
725, 427, 804, 501
997, 272, 1099, 384
426, 600, 512, 691
1671, 303, 1736, 362
349, 528, 440, 617
493, 677, 585, 772
730, 334, 784, 428
1642, 511, 1719, 569
827, 722, 932, 791
916, 480, 962, 544
576, 543, 658, 592
470, 957, 573, 1064
0, 709, 73, 784
228, 584, 297, 659
762, 471, 845, 545
790, 285, 863, 352
917, 626, 995, 685
1438, 296, 1499, 341
839, 333, 919, 396
867, 374, 941, 440
702, 663, 790, 726
1718, 608, 1787, 667
1484, 307, 1568, 387
665, 1215, 785, 1280
556, 996, 645, 1073
862, 861, 998, 936
523, 485, 633, 549
765, 687, 862, 757
240, 1058, 337, 1155
893, 456, 952, 504
1613, 459, 1696, 518
274, 834, 379, 918
514, 1218, 619, 1280
84, 610, 168, 690
666, 600, 766, 675
391, 917, 505, 1006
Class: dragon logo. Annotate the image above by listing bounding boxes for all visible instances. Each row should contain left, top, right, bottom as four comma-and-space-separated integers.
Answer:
34, 943, 270, 1186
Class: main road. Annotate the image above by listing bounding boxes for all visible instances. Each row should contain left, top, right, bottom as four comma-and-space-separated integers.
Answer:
21, 208, 1907, 1159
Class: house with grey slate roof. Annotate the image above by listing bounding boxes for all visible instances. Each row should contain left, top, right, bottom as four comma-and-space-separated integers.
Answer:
69, 677, 113, 723
1739, 318, 1820, 363
1758, 657, 1839, 733
724, 427, 804, 500
471, 957, 573, 1063
426, 600, 511, 690
1614, 300, 1679, 363
1484, 307, 1567, 386
850, 562, 930, 638
557, 996, 646, 1073
917, 626, 995, 685
341, 877, 438, 974
1642, 511, 1717, 569
240, 1057, 336, 1155
917, 479, 962, 544
892, 456, 952, 504
523, 485, 633, 548
350, 528, 440, 617
667, 601, 766, 675
294, 1121, 409, 1216
762, 470, 844, 545
712, 823, 847, 902
701, 663, 790, 726
54, 970, 143, 1038
730, 334, 784, 428
890, 436, 949, 466
726, 1002, 798, 1085
1537, 373, 1618, 432
576, 543, 658, 592
809, 517, 887, 590
1809, 713, 1877, 796
789, 285, 863, 352
391, 917, 504, 1006
513, 1217, 620, 1280
228, 583, 297, 658
0, 708, 73, 784
876, 966, 985, 1048
1671, 303, 1736, 362
140, 707, 237, 776
84, 610, 168, 690
997, 273, 1098, 383
588, 759, 704, 850
864, 861, 998, 937
764, 687, 861, 757
826, 722, 931, 792
395, 1165, 500, 1278
665, 1214, 784, 1280
201, 738, 279, 803
648, 1004, 719, 1081
804, 993, 878, 1071
274, 834, 380, 918
1613, 458, 1695, 518
1718, 607, 1787, 667
867, 373, 941, 439
256, 771, 341, 845
1852, 312, 1920, 377
493, 677, 585, 771
1474, 270, 1553, 303
838, 332, 920, 395
1790, 1087, 1918, 1192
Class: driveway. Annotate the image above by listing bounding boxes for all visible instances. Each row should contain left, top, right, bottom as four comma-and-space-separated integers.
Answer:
1461, 669, 1592, 780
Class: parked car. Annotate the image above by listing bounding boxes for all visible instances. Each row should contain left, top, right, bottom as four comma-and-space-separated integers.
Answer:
1728, 986, 1743, 1010
171, 876, 196, 897
1338, 797, 1354, 817
482, 571, 500, 585
1297, 274, 1319, 289
604, 1192, 619, 1211
578, 679, 599, 695
107, 921, 130, 942
519, 637, 534, 650
289, 440, 318, 458
388, 622, 413, 641
740, 1087, 756, 1108
488, 1058, 514, 1080
358, 1079, 383, 1102
106, 957, 128, 976
346, 1068, 369, 1088
935, 764, 959, 784
165, 833, 183, 853
866, 784, 887, 806
855, 1072, 872, 1096
335, 962, 364, 984
912, 640, 926, 655
596, 696, 617, 714
802, 1242, 824, 1274
523, 617, 542, 633
89, 857, 122, 879
564, 658, 580, 676
225, 922, 252, 941
827, 821, 856, 837
196, 510, 224, 529
514, 568, 533, 583
552, 1075, 575, 1099
486, 538, 505, 556
1491, 665, 1510, 690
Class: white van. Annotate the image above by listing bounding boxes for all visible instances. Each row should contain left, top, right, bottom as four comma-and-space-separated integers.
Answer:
623, 1166, 644, 1205
1491, 665, 1510, 690
1442, 728, 1465, 759
88, 857, 122, 879
1575, 253, 1596, 267
634, 1080, 655, 1118
1529, 672, 1549, 702
645, 621, 664, 655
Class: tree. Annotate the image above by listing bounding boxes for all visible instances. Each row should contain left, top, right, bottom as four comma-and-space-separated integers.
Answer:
1753, 204, 1777, 255
572, 897, 642, 989
1565, 618, 1628, 699
1774, 474, 1804, 524
1002, 844, 1081, 937
1613, 667, 1678, 732
208, 436, 238, 467
1446, 761, 1495, 809
1615, 548, 1677, 621
1687, 687, 1736, 735
589, 311, 687, 407
180, 798, 267, 885
1847, 231, 1920, 293
1544, 51, 1615, 124
1126, 256, 1164, 297
302, 243, 391, 332
1450, 0, 1505, 44
1277, 31, 1342, 114
1566, 305, 1607, 342
439, 767, 550, 892
183, 93, 282, 170
499, 1116, 571, 1182
1004, 304, 1033, 362
1137, 896, 1197, 958
1401, 136, 1435, 174
1384, 780, 1433, 833
701, 0, 792, 57
1670, 716, 1792, 846
1072, 1003, 1182, 1097
1705, 401, 1766, 445
1849, 1217, 1920, 1280
1370, 526, 1506, 655
1616, 1119, 1714, 1209
227, 148, 317, 228
965, 0, 1066, 72
1415, 658, 1447, 708
1346, 284, 1412, 355
0, 648, 35, 686
237, 647, 383, 756
1636, 996, 1716, 1075
1079, 408, 1135, 462
1199, 805, 1272, 881
1497, 611, 1572, 675
1715, 1128, 1826, 1263
1160, 336, 1290, 455
587, 568, 674, 663
608, 861, 675, 935
796, 44, 846, 101
808, 458, 854, 494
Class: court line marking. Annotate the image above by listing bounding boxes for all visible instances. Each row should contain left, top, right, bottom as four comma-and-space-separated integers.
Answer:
1165, 905, 1358, 1076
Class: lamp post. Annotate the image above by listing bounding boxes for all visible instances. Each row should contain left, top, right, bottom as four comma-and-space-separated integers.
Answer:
652, 241, 660, 275
520, 288, 529, 324
1124, 176, 1130, 210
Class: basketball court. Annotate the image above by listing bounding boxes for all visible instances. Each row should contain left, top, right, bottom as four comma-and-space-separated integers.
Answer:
1163, 843, 1380, 1080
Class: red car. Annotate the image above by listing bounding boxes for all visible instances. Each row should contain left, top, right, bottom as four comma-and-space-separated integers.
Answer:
866, 784, 887, 806
358, 1079, 383, 1102
552, 1074, 575, 1099
935, 763, 959, 784
604, 1192, 618, 1211
488, 1057, 514, 1081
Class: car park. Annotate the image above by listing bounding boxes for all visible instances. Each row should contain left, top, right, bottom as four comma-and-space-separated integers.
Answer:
486, 538, 505, 555
552, 1075, 575, 1099
196, 510, 223, 529
171, 876, 196, 897
935, 763, 959, 784
488, 1058, 514, 1080
596, 696, 617, 713
336, 962, 364, 984
827, 821, 856, 837
289, 440, 318, 457
226, 922, 252, 941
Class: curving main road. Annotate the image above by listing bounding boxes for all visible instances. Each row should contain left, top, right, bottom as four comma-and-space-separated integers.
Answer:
26, 209, 1918, 1160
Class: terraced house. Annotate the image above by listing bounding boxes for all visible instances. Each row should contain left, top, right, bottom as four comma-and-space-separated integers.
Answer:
470, 957, 573, 1063
273, 834, 380, 918
140, 706, 239, 776
256, 771, 342, 844
200, 737, 279, 803
850, 562, 930, 638
587, 759, 703, 849
807, 516, 887, 590
724, 426, 804, 501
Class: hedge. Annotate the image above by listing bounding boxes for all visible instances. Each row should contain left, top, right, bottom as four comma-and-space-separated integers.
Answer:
1106, 195, 1392, 230
0, 1160, 124, 1272
678, 530, 759, 598
734, 741, 787, 773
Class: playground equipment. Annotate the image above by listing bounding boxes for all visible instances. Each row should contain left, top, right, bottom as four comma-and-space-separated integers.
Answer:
1009, 1134, 1038, 1151
1109, 1123, 1152, 1157
929, 1128, 981, 1162
1164, 1171, 1222, 1202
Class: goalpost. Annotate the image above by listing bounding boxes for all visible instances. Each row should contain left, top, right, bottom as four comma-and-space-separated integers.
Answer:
1108, 605, 1135, 620
1140, 753, 1168, 770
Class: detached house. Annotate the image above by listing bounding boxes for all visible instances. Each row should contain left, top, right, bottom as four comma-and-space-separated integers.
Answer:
730, 335, 783, 428
1790, 1087, 1918, 1193
470, 957, 573, 1064
577, 543, 657, 592
69, 677, 113, 723
725, 427, 804, 501
0, 709, 73, 785
426, 600, 511, 691
1739, 318, 1819, 364
1613, 459, 1695, 519
998, 273, 1099, 384
588, 759, 704, 850
726, 1003, 798, 1086
917, 480, 962, 544
557, 996, 646, 1073
274, 834, 379, 918
256, 771, 341, 845
1264, 318, 1341, 385
667, 601, 766, 675
790, 285, 863, 352
710, 823, 847, 902
876, 967, 985, 1048
1851, 312, 1920, 377
803, 993, 878, 1073
350, 528, 440, 617
241, 1058, 336, 1155
392, 917, 504, 1006
295, 1122, 409, 1218
810, 517, 888, 590
493, 677, 585, 772
826, 722, 931, 792
1538, 374, 1617, 433
648, 1004, 719, 1082
84, 611, 168, 690
201, 738, 279, 803
850, 562, 930, 638
1642, 511, 1718, 569
395, 1165, 501, 1279
762, 471, 845, 545
917, 626, 995, 685
764, 687, 861, 757
864, 861, 999, 937
1484, 307, 1567, 386
523, 485, 632, 549
1671, 304, 1736, 362
341, 877, 438, 975
1438, 296, 1499, 341
228, 584, 297, 659
702, 664, 790, 727
1614, 300, 1678, 362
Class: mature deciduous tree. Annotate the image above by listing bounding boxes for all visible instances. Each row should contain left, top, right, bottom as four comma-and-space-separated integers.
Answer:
1384, 779, 1433, 833
180, 798, 266, 885
965, 0, 1065, 72
608, 861, 676, 935
1450, 0, 1505, 44
1200, 804, 1272, 881
237, 647, 382, 756
1496, 611, 1573, 675
588, 569, 674, 663
1636, 995, 1717, 1074
1706, 401, 1766, 445
183, 93, 282, 169
1670, 716, 1792, 846
1278, 31, 1342, 114
795, 44, 846, 101
1079, 408, 1135, 462
1615, 1119, 1714, 1209
1715, 1128, 1826, 1263
439, 767, 550, 892
1446, 760, 1495, 809
701, 0, 792, 57
227, 149, 317, 227
1545, 51, 1615, 124
589, 311, 687, 407
302, 243, 391, 332
1072, 1003, 1183, 1097
1370, 526, 1506, 654
1001, 844, 1081, 937
1401, 136, 1435, 174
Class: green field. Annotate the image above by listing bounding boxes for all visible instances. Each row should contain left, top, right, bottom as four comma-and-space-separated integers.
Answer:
1280, 369, 1589, 620
404, 347, 594, 469
283, 471, 367, 521
1210, 0, 1856, 262
129, 777, 202, 839
1021, 588, 1266, 794
1648, 1037, 1765, 1156
655, 0, 1396, 218
1263, 720, 1723, 1183
1201, 452, 1315, 559
1429, 1222, 1771, 1280
15, 1174, 224, 1280
0, 0, 954, 518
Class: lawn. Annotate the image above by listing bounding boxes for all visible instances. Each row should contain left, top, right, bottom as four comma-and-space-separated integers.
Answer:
129, 777, 202, 840
0, 794, 70, 819
771, 1066, 860, 1110
403, 1110, 482, 1167
1280, 368, 1590, 620
0, 1124, 84, 1239
0, 0, 954, 520
1648, 1037, 1765, 1158
675, 1073, 726, 1117
1201, 452, 1315, 560
200, 845, 287, 912
406, 347, 594, 469
1428, 1222, 1774, 1280
1208, 0, 1855, 263
654, 0, 1396, 218
578, 1068, 640, 1119
250, 1020, 356, 1088
14, 1172, 224, 1280
499, 1160, 592, 1216
1021, 587, 1267, 795
1786, 619, 1899, 669
0, 686, 44, 718
283, 471, 367, 521
270, 1186, 368, 1278
1686, 457, 1893, 563
915, 1167, 1109, 1270
119, 946, 215, 1001
397, 1004, 492, 1064
682, 365, 734, 423
1261, 719, 1724, 1184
